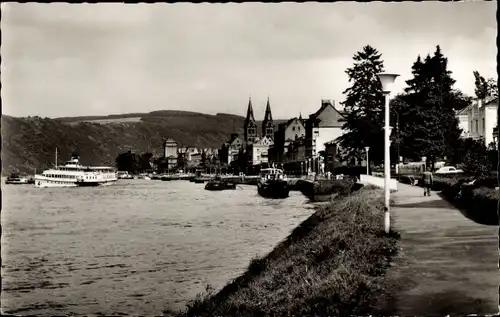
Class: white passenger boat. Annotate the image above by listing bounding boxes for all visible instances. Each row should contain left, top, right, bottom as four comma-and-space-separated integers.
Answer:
34, 151, 117, 188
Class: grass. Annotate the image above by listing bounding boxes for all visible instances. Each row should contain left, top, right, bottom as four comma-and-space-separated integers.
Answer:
168, 187, 401, 316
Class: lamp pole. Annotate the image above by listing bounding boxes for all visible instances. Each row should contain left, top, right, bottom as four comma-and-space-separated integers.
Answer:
377, 73, 399, 234
365, 146, 370, 175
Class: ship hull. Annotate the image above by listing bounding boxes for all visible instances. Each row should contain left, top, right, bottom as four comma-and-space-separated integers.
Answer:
257, 180, 290, 199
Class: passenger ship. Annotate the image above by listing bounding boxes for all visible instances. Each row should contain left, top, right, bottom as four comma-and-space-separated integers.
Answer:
34, 152, 117, 188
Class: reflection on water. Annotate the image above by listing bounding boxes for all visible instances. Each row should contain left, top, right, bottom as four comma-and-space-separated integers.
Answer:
1, 179, 314, 316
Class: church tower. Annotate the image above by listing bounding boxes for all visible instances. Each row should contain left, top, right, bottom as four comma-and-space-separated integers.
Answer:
244, 97, 257, 144
262, 97, 275, 139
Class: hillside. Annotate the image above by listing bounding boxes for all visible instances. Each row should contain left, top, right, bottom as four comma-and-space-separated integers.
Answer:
1, 111, 286, 175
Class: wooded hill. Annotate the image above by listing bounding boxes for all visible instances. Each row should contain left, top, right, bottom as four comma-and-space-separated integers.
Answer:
1, 110, 285, 175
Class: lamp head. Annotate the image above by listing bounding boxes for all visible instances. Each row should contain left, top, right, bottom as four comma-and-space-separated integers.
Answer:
377, 73, 400, 94
365, 146, 370, 151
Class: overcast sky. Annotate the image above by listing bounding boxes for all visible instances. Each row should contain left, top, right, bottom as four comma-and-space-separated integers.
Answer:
1, 2, 496, 119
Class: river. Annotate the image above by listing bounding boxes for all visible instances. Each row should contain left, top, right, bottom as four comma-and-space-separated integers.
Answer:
1, 179, 315, 316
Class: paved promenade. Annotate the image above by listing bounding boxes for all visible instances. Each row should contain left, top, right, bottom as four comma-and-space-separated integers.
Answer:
379, 183, 498, 315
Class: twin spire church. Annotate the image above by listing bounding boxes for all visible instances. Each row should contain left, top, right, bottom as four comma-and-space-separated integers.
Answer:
244, 97, 275, 144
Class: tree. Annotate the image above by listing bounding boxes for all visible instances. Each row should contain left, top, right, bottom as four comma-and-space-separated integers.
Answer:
139, 152, 153, 172
462, 139, 492, 178
487, 78, 498, 99
338, 45, 386, 164
176, 151, 186, 171
395, 45, 468, 168
201, 149, 207, 166
115, 150, 141, 174
473, 70, 489, 100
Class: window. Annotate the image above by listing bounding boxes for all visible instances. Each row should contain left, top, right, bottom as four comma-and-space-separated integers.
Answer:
482, 118, 485, 133
476, 120, 478, 133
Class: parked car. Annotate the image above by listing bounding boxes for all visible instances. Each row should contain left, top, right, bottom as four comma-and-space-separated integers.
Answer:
434, 166, 464, 175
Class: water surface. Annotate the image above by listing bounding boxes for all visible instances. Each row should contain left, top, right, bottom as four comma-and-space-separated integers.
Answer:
1, 179, 314, 316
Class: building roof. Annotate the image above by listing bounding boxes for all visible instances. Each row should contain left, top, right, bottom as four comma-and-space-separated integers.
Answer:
164, 137, 177, 144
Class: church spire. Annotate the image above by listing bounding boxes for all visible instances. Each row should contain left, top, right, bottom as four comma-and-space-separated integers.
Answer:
244, 97, 257, 144
245, 97, 255, 124
263, 97, 273, 122
262, 97, 275, 139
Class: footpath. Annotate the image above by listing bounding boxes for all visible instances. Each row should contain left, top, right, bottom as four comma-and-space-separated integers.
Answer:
378, 183, 498, 315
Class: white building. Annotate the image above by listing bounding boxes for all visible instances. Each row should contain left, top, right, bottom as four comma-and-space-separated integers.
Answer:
248, 136, 274, 166
306, 99, 346, 158
456, 97, 498, 147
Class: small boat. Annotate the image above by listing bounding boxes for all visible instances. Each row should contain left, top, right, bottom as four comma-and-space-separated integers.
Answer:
117, 171, 134, 179
151, 175, 162, 180
5, 173, 29, 185
257, 168, 290, 199
205, 176, 237, 191
194, 178, 206, 184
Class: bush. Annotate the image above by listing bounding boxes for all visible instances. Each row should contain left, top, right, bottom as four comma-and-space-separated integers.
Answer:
297, 179, 355, 199
177, 187, 401, 317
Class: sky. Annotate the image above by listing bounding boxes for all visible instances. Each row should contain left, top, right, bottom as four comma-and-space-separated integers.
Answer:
1, 2, 497, 119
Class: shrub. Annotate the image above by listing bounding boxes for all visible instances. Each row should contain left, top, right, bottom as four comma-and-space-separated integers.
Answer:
298, 179, 355, 199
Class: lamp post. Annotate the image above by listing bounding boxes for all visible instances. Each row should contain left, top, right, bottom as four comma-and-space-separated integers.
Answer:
365, 146, 370, 175
377, 73, 399, 234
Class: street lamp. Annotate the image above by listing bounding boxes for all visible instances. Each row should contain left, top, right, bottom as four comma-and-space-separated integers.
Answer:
365, 146, 370, 175
377, 73, 399, 234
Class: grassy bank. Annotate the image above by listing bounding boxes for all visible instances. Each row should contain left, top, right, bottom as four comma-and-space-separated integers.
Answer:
169, 187, 401, 316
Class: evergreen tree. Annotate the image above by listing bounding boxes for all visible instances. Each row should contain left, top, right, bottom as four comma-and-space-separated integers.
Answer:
338, 45, 386, 164
473, 70, 489, 99
396, 45, 467, 168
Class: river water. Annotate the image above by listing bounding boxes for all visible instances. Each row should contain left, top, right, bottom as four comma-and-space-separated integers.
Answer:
1, 179, 314, 316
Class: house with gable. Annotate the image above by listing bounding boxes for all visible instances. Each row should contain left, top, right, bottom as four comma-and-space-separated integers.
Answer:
456, 96, 498, 147
248, 135, 274, 166
268, 115, 306, 165
305, 99, 346, 159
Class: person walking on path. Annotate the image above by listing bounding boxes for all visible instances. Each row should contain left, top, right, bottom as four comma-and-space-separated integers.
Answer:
422, 166, 434, 196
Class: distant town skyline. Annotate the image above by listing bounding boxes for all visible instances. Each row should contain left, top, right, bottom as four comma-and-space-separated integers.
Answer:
1, 2, 496, 119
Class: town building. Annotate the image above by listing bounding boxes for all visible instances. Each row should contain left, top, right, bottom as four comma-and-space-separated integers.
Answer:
242, 97, 276, 168
456, 97, 498, 147
163, 137, 178, 169
247, 136, 274, 166
222, 133, 244, 165
305, 99, 346, 159
269, 99, 346, 175
268, 116, 306, 165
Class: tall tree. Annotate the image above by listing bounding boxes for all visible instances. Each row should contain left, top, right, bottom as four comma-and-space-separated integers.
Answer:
139, 152, 153, 172
473, 70, 489, 100
115, 150, 141, 174
395, 45, 467, 168
338, 45, 386, 164
473, 71, 498, 100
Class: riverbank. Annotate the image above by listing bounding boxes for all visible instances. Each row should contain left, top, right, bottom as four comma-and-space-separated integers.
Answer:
169, 186, 401, 316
